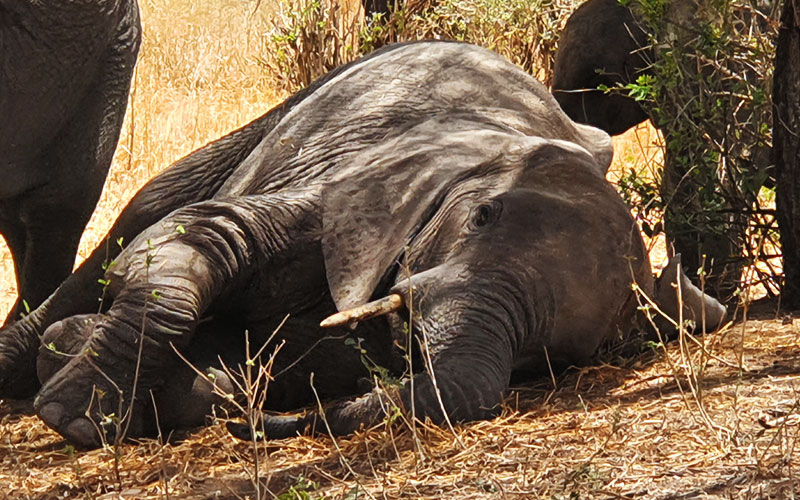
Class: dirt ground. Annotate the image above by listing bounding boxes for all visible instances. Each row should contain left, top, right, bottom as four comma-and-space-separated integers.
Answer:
1, 300, 799, 499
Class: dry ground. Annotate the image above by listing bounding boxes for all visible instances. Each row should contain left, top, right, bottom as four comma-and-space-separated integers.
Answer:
1, 1, 799, 498
3, 304, 800, 499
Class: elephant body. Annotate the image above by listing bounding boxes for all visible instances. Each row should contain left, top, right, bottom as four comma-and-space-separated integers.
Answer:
0, 41, 724, 447
0, 0, 141, 321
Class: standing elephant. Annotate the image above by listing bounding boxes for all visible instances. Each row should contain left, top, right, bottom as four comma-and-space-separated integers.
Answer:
0, 0, 141, 322
550, 0, 651, 135
0, 41, 725, 448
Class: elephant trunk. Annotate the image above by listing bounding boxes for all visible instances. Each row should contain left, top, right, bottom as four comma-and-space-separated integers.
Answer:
231, 269, 528, 440
230, 348, 510, 440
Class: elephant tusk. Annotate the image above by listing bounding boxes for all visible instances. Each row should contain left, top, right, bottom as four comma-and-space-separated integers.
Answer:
320, 294, 404, 328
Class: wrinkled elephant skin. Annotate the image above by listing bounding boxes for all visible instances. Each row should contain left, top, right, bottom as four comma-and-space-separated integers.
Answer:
0, 41, 724, 447
0, 1, 141, 328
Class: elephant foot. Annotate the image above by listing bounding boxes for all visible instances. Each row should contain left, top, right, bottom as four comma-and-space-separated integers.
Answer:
34, 350, 143, 448
33, 315, 148, 448
37, 402, 101, 449
35, 313, 242, 446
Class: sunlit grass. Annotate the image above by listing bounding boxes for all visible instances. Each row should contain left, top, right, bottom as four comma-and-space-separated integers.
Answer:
0, 0, 284, 319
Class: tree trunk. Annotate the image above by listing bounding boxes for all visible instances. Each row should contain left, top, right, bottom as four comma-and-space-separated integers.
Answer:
774, 0, 800, 308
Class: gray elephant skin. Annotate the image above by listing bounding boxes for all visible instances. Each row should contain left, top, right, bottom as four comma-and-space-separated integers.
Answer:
0, 1, 141, 323
0, 41, 724, 448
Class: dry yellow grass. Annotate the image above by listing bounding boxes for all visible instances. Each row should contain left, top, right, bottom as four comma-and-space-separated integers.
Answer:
2, 303, 799, 499
610, 122, 668, 271
1, 2, 798, 499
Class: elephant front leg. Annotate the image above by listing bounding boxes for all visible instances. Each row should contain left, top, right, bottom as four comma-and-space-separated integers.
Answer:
0, 195, 91, 398
33, 193, 320, 447
37, 314, 239, 441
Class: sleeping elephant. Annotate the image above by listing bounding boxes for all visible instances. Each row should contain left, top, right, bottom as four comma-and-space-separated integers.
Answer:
0, 41, 725, 448
0, 0, 141, 322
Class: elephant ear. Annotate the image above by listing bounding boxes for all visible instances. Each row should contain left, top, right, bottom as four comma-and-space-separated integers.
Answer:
321, 116, 519, 311
321, 163, 451, 311
321, 119, 610, 311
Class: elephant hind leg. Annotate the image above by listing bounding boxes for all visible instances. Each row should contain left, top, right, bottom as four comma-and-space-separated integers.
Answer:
148, 316, 245, 432
147, 364, 236, 433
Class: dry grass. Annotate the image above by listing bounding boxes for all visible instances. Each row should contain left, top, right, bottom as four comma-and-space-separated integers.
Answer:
1, 1, 798, 499
610, 122, 668, 271
3, 303, 800, 499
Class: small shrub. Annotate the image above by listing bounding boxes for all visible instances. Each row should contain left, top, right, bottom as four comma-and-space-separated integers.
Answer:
257, 0, 363, 93
259, 0, 579, 94
361, 0, 573, 85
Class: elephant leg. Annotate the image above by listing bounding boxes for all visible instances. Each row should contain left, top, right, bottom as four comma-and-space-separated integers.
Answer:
0, 172, 97, 398
0, 108, 275, 399
0, 74, 129, 397
37, 313, 239, 434
0, 206, 26, 325
16, 187, 96, 315
4, 6, 138, 321
32, 192, 320, 447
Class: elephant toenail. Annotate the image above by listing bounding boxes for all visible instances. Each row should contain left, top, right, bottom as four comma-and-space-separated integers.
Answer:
65, 418, 101, 449
37, 402, 65, 427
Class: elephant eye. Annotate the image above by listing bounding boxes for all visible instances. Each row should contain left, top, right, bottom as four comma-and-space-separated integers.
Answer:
471, 201, 502, 228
